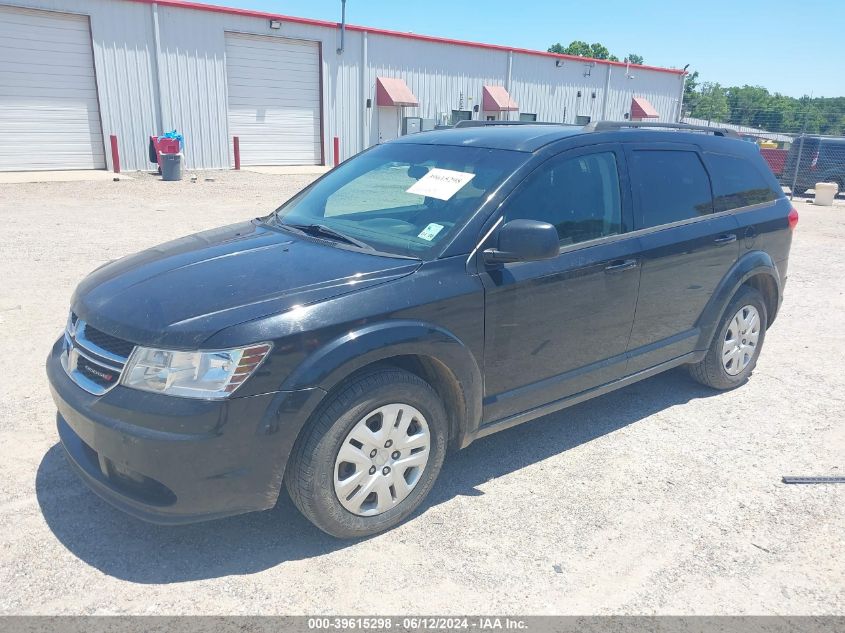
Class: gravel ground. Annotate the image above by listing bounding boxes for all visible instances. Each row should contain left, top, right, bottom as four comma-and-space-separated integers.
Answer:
0, 171, 842, 615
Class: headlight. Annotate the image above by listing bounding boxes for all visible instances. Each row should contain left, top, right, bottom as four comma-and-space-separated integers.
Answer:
122, 343, 272, 399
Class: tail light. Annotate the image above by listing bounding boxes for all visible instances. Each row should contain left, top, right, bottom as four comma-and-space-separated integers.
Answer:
788, 207, 799, 230
810, 150, 819, 170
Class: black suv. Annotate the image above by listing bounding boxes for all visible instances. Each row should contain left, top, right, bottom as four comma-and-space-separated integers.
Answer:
47, 122, 797, 538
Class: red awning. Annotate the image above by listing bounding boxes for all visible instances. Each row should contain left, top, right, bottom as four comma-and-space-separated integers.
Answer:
482, 85, 518, 112
631, 96, 659, 119
376, 76, 419, 107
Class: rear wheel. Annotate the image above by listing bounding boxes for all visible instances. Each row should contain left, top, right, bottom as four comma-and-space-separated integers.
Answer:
285, 368, 448, 538
688, 286, 767, 390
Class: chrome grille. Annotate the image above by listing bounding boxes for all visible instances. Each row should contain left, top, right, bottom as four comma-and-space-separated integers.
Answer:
62, 313, 135, 395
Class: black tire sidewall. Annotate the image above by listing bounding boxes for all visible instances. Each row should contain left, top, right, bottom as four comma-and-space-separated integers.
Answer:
296, 371, 447, 538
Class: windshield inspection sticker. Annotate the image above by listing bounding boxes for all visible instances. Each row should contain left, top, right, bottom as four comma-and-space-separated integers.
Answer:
406, 168, 475, 201
418, 223, 445, 241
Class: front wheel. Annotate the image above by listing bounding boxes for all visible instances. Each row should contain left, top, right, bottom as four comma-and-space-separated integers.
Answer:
688, 286, 767, 390
285, 368, 448, 538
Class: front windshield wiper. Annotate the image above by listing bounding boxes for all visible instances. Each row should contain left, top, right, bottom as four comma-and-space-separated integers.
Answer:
279, 222, 373, 250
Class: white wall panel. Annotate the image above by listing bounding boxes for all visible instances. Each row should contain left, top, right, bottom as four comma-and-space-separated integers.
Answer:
511, 54, 609, 124
156, 4, 230, 169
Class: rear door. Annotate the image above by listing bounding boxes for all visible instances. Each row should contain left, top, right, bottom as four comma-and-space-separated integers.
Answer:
625, 143, 740, 372
480, 144, 642, 423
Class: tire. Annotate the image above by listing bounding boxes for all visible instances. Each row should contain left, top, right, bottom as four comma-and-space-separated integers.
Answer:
285, 368, 448, 538
688, 286, 768, 390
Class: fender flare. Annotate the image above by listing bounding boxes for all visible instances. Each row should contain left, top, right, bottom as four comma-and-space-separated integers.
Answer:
279, 319, 484, 446
695, 250, 782, 350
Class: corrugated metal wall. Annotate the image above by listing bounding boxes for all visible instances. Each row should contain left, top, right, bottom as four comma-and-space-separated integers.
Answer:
365, 34, 510, 145
1, 0, 684, 171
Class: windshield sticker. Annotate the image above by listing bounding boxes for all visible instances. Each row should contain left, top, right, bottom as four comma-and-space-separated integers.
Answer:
418, 223, 445, 241
406, 168, 476, 201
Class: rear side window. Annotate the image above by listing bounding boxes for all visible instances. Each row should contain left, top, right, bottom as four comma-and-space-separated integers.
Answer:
704, 153, 778, 211
630, 150, 713, 229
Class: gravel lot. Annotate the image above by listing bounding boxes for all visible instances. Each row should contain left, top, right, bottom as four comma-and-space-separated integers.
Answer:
0, 171, 842, 615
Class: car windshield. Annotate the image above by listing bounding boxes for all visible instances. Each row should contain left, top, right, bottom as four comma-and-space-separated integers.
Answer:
272, 142, 526, 258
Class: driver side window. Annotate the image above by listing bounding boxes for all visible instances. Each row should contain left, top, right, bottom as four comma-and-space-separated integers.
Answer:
504, 151, 623, 246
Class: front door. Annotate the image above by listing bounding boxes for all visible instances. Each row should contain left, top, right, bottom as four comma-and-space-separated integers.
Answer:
623, 144, 740, 372
480, 145, 641, 424
378, 107, 400, 143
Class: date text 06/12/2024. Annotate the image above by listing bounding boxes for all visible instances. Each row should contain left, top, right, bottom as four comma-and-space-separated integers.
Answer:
306, 617, 528, 630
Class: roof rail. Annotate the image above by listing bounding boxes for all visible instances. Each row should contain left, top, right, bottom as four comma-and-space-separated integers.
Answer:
453, 120, 572, 128
584, 120, 741, 138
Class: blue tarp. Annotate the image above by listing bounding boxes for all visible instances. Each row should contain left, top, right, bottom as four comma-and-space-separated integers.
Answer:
159, 129, 184, 150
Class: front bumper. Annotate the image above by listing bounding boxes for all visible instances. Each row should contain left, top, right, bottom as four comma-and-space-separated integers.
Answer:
46, 338, 323, 524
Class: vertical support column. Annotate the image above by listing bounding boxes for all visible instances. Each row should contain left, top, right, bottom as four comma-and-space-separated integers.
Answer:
233, 136, 240, 170
109, 135, 121, 174
333, 137, 340, 166
675, 73, 686, 123
150, 3, 165, 135
505, 50, 513, 122
361, 31, 369, 152
790, 134, 806, 201
601, 65, 612, 121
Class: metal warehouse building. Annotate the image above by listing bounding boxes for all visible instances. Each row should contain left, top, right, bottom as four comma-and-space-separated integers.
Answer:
0, 0, 687, 172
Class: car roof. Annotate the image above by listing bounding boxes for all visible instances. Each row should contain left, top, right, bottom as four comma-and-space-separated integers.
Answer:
391, 124, 753, 154
391, 125, 587, 152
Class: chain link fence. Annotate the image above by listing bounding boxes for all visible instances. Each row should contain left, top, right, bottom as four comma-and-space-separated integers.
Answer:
680, 110, 845, 200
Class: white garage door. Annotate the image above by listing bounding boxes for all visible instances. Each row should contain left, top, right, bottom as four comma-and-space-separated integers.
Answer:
0, 6, 104, 171
225, 33, 322, 166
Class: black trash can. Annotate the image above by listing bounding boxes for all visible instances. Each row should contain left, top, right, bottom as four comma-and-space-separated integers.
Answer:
161, 152, 183, 181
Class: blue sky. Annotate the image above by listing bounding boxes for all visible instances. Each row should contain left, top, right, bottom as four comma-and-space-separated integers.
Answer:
195, 0, 844, 98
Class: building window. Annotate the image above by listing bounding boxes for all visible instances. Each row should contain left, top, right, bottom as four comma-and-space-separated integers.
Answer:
451, 110, 472, 125
576, 115, 591, 125
486, 115, 496, 121
519, 113, 538, 122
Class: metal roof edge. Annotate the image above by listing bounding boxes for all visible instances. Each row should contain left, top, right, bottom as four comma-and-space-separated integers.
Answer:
126, 0, 686, 76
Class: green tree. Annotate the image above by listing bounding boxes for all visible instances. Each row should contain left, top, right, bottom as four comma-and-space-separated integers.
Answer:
625, 53, 644, 65
726, 85, 773, 127
683, 70, 700, 108
547, 40, 618, 61
588, 42, 613, 60
691, 82, 729, 122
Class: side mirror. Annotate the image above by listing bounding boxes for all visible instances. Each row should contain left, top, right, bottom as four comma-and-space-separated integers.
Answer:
483, 219, 559, 264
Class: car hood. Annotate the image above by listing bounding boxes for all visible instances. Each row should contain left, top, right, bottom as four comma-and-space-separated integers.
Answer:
71, 220, 420, 348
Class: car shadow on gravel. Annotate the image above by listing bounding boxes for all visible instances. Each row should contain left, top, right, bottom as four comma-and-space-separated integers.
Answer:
36, 367, 717, 584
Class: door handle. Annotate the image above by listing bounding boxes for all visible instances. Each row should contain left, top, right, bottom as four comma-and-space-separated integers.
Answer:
713, 233, 737, 245
604, 258, 639, 273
